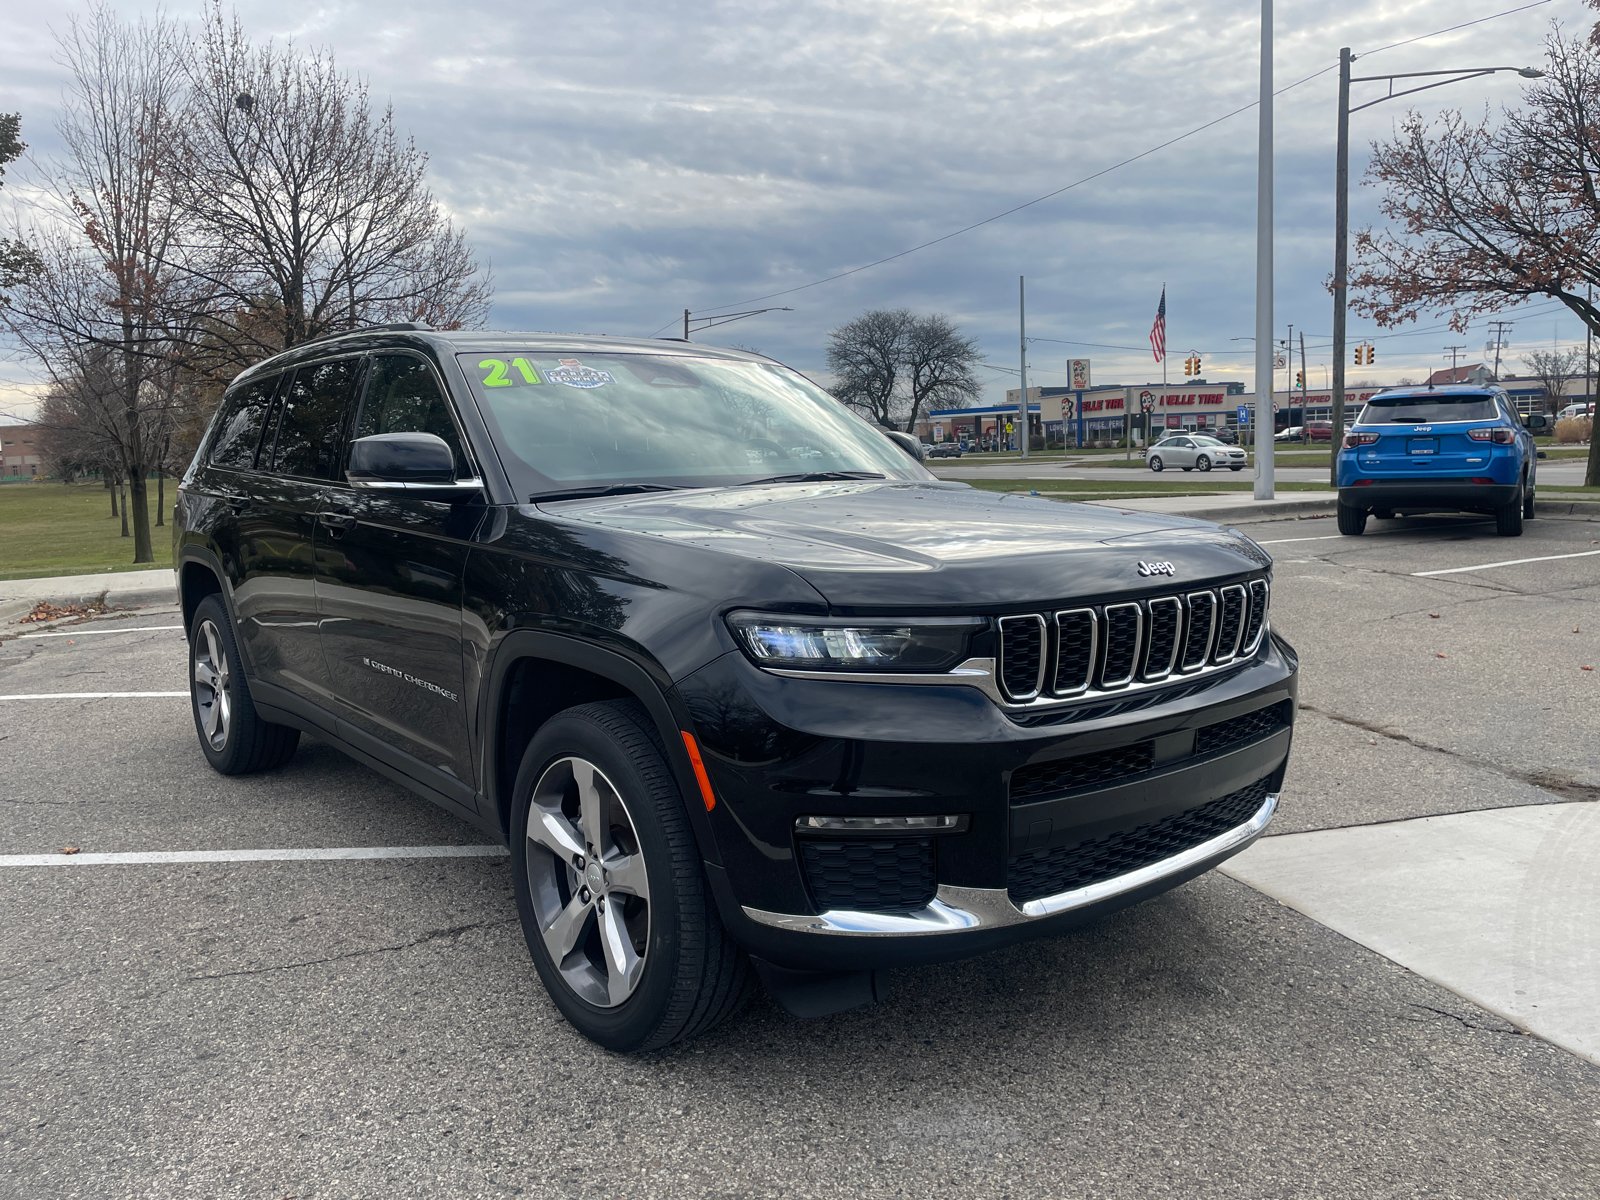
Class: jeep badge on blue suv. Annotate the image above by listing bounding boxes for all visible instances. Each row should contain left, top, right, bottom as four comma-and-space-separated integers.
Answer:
174, 326, 1298, 1051
1336, 384, 1538, 536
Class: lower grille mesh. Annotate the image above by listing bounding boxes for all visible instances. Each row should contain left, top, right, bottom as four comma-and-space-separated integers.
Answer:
800, 838, 936, 914
1195, 701, 1292, 756
1006, 775, 1274, 904
1010, 742, 1155, 801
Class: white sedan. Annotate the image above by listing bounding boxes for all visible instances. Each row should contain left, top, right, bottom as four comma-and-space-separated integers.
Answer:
1146, 434, 1249, 473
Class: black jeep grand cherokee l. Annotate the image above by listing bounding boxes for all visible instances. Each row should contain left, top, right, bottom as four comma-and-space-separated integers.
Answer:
174, 327, 1297, 1051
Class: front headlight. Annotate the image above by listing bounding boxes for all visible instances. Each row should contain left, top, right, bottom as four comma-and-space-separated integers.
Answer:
726, 611, 984, 672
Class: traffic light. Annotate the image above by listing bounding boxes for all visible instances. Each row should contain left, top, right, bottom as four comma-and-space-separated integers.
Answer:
1295, 370, 1305, 388
1183, 355, 1200, 376
1354, 344, 1375, 366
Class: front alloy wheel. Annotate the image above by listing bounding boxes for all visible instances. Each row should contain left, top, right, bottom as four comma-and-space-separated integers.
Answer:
193, 618, 231, 751
1148, 455, 1163, 472
524, 756, 651, 1007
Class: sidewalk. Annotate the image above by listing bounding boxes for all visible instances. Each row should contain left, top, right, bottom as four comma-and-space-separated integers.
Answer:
0, 568, 176, 625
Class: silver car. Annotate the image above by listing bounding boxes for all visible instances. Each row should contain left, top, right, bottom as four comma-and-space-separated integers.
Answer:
1146, 434, 1248, 472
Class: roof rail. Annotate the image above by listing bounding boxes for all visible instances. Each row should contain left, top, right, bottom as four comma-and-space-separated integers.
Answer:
305, 321, 434, 344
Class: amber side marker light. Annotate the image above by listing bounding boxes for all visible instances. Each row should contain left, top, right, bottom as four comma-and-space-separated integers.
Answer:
680, 732, 717, 811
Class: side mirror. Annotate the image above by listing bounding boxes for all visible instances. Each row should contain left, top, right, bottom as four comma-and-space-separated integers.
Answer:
348, 432, 462, 488
1522, 413, 1551, 432
884, 430, 925, 463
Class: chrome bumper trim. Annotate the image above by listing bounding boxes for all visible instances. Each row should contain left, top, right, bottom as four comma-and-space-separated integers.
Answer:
741, 791, 1279, 936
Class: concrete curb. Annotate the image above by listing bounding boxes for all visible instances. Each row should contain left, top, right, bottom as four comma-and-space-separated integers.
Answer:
0, 568, 177, 626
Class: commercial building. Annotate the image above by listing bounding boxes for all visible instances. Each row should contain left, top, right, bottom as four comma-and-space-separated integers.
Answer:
1, 424, 43, 478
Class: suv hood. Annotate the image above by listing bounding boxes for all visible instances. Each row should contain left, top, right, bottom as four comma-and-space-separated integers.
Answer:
540, 481, 1270, 608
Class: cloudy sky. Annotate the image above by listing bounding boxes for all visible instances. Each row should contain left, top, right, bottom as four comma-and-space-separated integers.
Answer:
1, 0, 1591, 415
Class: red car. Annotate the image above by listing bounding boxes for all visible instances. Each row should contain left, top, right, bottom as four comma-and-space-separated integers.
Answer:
1305, 421, 1335, 442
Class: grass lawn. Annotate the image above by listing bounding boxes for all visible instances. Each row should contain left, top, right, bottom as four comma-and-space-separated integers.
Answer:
0, 481, 171, 581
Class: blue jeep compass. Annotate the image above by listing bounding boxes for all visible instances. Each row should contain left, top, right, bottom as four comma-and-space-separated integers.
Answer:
1336, 384, 1537, 536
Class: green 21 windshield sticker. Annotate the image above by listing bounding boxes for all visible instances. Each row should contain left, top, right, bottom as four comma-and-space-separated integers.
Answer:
477, 358, 542, 388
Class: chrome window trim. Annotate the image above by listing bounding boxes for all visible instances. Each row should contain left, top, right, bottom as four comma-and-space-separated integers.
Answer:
1099, 602, 1143, 689
349, 476, 485, 492
1213, 583, 1248, 662
1142, 596, 1183, 681
1049, 607, 1097, 697
1180, 591, 1218, 672
742, 791, 1279, 935
996, 613, 1047, 702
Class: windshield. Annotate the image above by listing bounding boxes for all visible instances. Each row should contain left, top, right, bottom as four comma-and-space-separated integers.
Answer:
456, 351, 926, 497
1358, 393, 1500, 424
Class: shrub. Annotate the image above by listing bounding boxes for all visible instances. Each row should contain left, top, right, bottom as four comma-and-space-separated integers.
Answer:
1554, 417, 1592, 443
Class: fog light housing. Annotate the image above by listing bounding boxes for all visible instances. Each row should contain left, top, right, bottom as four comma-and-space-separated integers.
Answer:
796, 814, 969, 835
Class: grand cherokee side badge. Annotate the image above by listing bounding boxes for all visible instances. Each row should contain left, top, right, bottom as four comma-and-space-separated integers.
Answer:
1137, 561, 1176, 578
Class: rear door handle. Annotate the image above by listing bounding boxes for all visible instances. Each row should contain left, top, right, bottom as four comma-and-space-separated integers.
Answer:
318, 512, 357, 530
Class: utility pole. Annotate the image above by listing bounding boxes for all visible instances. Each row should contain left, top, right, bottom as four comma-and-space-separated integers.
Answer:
1253, 0, 1275, 500
1299, 330, 1308, 424
1588, 286, 1594, 408
1445, 344, 1467, 377
1486, 320, 1513, 380
1018, 276, 1029, 458
684, 309, 691, 341
1330, 46, 1352, 486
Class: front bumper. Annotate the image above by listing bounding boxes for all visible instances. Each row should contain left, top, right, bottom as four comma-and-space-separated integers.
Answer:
678, 632, 1297, 971
1339, 480, 1516, 511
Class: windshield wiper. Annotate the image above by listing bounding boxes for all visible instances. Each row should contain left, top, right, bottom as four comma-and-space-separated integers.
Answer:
531, 483, 687, 502
738, 471, 886, 486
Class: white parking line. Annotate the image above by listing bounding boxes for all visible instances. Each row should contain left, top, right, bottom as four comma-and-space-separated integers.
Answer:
12, 625, 184, 639
0, 845, 511, 867
1413, 549, 1600, 577
0, 691, 188, 701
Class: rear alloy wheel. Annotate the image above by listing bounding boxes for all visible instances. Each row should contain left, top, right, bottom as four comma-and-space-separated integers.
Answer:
511, 700, 750, 1051
1496, 481, 1525, 536
1196, 455, 1212, 472
1148, 455, 1164, 472
188, 594, 299, 774
1337, 504, 1368, 536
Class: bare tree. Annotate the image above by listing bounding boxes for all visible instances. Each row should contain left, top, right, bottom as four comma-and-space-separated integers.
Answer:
1521, 347, 1583, 413
169, 1, 491, 373
1349, 25, 1600, 483
2, 7, 190, 563
827, 309, 982, 432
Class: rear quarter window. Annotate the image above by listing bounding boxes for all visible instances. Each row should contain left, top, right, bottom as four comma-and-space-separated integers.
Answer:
209, 375, 280, 470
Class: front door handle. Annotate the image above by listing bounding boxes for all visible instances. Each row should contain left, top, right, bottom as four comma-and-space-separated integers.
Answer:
317, 512, 357, 530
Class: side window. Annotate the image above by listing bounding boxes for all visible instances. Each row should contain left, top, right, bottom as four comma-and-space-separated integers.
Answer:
350, 355, 468, 476
270, 358, 364, 479
209, 375, 280, 470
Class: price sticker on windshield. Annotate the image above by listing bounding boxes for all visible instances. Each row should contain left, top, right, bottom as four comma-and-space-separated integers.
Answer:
477, 358, 543, 388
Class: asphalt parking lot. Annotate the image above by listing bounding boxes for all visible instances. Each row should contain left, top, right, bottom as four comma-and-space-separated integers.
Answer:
3, 510, 1598, 1199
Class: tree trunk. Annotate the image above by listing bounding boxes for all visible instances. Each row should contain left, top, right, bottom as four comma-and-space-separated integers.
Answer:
122, 351, 155, 564
1586, 418, 1600, 488
118, 477, 130, 538
107, 474, 118, 518
156, 465, 164, 527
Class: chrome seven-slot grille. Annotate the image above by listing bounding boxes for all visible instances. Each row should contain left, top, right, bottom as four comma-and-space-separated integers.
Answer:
996, 579, 1269, 703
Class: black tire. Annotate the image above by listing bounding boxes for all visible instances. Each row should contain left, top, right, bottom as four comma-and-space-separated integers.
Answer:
1196, 455, 1212, 472
188, 594, 299, 775
510, 700, 751, 1052
1148, 455, 1163, 472
1523, 474, 1536, 520
1337, 504, 1368, 536
1496, 482, 1525, 536
1181, 466, 1193, 472
1229, 466, 1243, 472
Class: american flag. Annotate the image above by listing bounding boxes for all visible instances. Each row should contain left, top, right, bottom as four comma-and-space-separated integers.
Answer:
1149, 286, 1166, 362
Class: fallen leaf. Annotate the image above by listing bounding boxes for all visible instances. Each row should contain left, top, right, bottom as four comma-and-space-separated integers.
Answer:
1436, 653, 1449, 659
60, 846, 80, 855
1584, 666, 1594, 672
1429, 613, 1440, 619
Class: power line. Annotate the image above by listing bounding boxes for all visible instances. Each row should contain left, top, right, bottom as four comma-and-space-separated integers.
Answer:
659, 0, 1554, 333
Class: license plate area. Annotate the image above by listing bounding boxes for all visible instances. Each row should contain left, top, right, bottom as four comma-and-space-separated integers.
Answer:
1408, 437, 1438, 455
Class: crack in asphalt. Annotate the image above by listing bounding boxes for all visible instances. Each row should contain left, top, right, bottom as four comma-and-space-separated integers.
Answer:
1406, 1004, 1524, 1037
188, 918, 519, 982
1300, 703, 1600, 803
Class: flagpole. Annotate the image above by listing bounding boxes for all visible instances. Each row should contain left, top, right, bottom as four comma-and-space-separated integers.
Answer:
1253, 0, 1276, 499
1161, 282, 1168, 390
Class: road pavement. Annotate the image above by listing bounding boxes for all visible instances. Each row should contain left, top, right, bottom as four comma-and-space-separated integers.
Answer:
2, 512, 1598, 1199
929, 458, 1593, 485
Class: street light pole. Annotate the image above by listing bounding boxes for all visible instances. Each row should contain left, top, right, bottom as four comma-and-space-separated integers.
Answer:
1253, 0, 1275, 500
1330, 57, 1543, 484
1018, 276, 1029, 458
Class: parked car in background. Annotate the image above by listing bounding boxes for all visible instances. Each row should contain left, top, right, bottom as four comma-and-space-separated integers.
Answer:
926, 444, 963, 458
1336, 384, 1536, 537
1210, 427, 1239, 444
1274, 426, 1303, 443
1305, 421, 1335, 442
1557, 402, 1594, 420
1145, 434, 1249, 472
